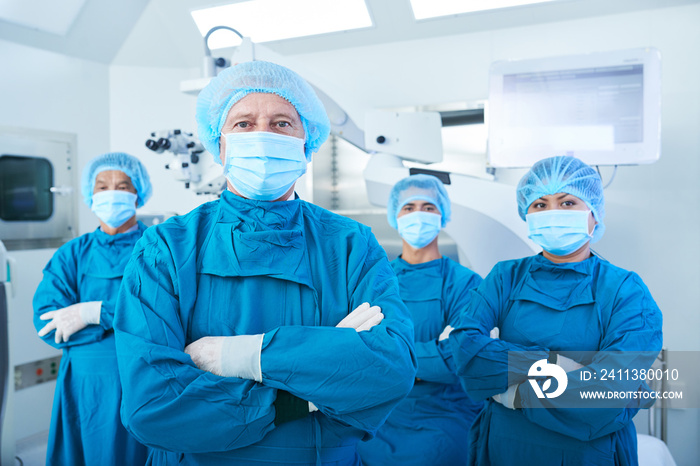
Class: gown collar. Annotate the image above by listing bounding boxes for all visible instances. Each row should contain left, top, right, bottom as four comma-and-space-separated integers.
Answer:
393, 256, 445, 301
198, 191, 314, 290
93, 221, 147, 246
84, 222, 147, 277
217, 190, 305, 232
394, 256, 446, 274
510, 253, 599, 311
529, 251, 598, 275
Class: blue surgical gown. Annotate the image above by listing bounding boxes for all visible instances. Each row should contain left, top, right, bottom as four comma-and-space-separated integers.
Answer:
113, 191, 417, 465
450, 253, 663, 466
358, 256, 484, 465
33, 222, 149, 466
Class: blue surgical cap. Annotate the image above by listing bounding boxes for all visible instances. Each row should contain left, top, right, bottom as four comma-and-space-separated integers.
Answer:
195, 60, 331, 164
81, 152, 152, 208
517, 155, 605, 243
387, 174, 451, 229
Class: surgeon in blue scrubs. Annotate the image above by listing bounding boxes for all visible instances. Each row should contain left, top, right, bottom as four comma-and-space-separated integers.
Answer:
113, 61, 416, 466
358, 174, 483, 465
33, 152, 151, 466
450, 155, 663, 465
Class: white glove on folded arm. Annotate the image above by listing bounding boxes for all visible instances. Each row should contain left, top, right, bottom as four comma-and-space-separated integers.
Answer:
186, 303, 385, 381
336, 302, 384, 332
38, 301, 102, 344
492, 383, 520, 410
439, 326, 497, 342
438, 325, 454, 341
185, 334, 264, 382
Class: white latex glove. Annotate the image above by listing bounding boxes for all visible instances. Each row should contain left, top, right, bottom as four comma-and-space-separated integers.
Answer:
38, 301, 102, 344
336, 302, 384, 332
490, 327, 500, 339
556, 354, 584, 372
309, 402, 319, 413
492, 384, 519, 410
185, 334, 264, 382
185, 336, 225, 375
438, 325, 454, 341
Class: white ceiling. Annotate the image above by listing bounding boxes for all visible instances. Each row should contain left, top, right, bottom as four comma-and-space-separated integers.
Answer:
0, 0, 88, 35
0, 0, 697, 66
0, 0, 148, 63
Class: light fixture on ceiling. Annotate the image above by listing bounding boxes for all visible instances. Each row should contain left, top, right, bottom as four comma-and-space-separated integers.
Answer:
410, 0, 557, 20
191, 0, 373, 50
0, 0, 87, 35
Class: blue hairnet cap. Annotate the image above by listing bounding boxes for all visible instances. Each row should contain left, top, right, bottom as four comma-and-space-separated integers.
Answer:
81, 152, 152, 208
517, 155, 605, 243
387, 174, 451, 229
195, 60, 331, 164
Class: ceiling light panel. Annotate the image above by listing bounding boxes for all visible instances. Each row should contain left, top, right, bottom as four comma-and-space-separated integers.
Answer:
0, 0, 87, 35
410, 0, 557, 20
191, 0, 373, 49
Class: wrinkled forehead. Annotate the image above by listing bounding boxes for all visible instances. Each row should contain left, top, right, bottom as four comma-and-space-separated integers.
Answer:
227, 92, 301, 120
94, 169, 132, 184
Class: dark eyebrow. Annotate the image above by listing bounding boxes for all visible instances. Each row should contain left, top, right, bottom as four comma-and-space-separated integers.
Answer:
555, 193, 572, 200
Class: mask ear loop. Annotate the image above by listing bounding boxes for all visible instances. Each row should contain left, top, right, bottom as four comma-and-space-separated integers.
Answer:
587, 210, 597, 237
219, 133, 229, 167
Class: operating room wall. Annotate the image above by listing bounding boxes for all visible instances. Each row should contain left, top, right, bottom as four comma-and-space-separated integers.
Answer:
105, 3, 699, 464
0, 38, 111, 235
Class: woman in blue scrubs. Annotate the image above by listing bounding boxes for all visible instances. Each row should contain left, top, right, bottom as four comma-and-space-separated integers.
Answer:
113, 61, 417, 465
450, 155, 663, 465
358, 174, 484, 465
33, 152, 151, 465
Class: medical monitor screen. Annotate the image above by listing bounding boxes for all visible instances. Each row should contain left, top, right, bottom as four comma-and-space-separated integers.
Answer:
488, 48, 660, 167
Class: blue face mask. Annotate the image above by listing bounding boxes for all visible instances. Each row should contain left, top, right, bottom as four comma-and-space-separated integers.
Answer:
223, 132, 307, 201
396, 211, 442, 249
91, 190, 137, 228
526, 210, 593, 256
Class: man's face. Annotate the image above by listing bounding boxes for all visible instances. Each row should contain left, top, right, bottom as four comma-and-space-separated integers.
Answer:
218, 92, 305, 164
397, 199, 440, 219
93, 170, 137, 197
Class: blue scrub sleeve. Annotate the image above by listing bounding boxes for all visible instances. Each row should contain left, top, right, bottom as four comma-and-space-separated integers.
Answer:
98, 301, 115, 330
517, 273, 663, 441
114, 246, 278, 453
414, 339, 459, 384
415, 273, 483, 384
450, 265, 550, 400
33, 243, 110, 348
259, 234, 417, 437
